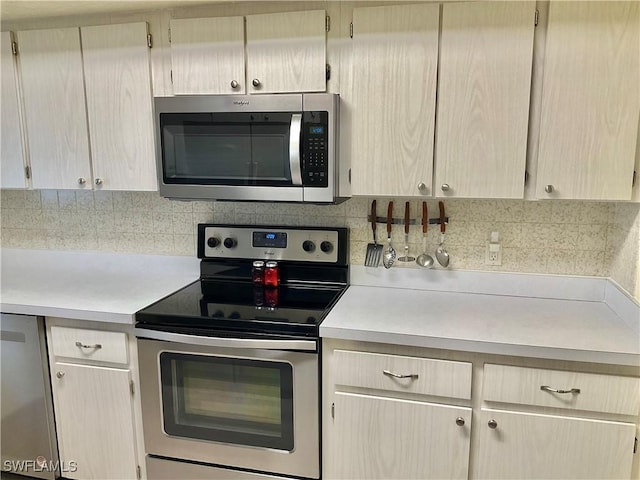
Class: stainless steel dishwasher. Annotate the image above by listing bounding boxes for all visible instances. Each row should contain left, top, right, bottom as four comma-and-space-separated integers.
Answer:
1, 314, 58, 479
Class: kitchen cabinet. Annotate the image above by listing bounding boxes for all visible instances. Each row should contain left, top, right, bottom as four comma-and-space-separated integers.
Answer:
16, 27, 91, 190
349, 3, 439, 197
349, 2, 535, 199
536, 1, 640, 200
435, 1, 535, 198
48, 325, 139, 480
324, 340, 640, 480
81, 22, 156, 191
475, 364, 639, 479
169, 16, 245, 94
16, 22, 155, 191
324, 348, 472, 479
169, 10, 327, 95
1, 32, 27, 189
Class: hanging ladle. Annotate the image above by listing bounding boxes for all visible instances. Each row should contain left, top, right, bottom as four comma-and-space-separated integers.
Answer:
435, 201, 450, 268
416, 201, 434, 268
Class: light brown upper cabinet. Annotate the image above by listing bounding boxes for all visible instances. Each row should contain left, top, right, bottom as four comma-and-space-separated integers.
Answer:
17, 27, 92, 190
350, 3, 439, 197
349, 2, 535, 198
435, 1, 535, 199
170, 16, 245, 94
1, 31, 27, 189
16, 23, 156, 191
536, 1, 640, 201
169, 10, 327, 95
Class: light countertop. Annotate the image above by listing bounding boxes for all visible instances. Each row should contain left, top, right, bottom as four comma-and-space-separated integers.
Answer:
0, 249, 200, 324
321, 267, 640, 366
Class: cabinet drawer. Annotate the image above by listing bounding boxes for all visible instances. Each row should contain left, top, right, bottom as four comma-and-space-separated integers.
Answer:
333, 350, 472, 400
50, 326, 128, 365
483, 364, 640, 416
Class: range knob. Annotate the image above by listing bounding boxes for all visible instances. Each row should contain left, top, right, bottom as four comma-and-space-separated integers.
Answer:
320, 241, 333, 253
207, 237, 220, 248
223, 237, 237, 249
302, 240, 316, 252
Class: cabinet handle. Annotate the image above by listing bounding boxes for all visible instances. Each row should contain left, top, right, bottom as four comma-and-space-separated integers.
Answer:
417, 182, 427, 193
441, 184, 450, 192
540, 385, 580, 394
95, 178, 103, 186
75, 341, 102, 350
544, 184, 554, 193
382, 369, 418, 380
252, 78, 261, 88
488, 419, 498, 429
455, 417, 465, 426
56, 371, 65, 379
230, 80, 239, 89
78, 177, 86, 185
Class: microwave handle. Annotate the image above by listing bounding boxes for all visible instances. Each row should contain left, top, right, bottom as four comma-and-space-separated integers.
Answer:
289, 113, 303, 186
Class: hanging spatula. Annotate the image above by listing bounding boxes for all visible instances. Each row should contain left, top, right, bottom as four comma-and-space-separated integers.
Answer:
365, 200, 383, 267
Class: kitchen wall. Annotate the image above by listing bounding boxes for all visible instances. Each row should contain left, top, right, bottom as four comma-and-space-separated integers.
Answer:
2, 189, 638, 300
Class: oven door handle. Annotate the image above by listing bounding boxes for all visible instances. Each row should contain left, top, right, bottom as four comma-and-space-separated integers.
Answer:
134, 328, 317, 352
289, 113, 303, 186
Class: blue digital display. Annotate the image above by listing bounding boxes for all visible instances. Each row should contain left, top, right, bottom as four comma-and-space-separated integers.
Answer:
309, 126, 324, 135
266, 233, 276, 240
253, 231, 287, 248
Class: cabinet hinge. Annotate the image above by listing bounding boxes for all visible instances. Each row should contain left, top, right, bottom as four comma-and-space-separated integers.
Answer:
25, 166, 31, 179
633, 170, 637, 187
147, 33, 153, 48
326, 15, 330, 33
350, 22, 353, 39
170, 69, 173, 84
634, 437, 638, 454
130, 380, 135, 396
534, 9, 539, 26
524, 170, 529, 185
168, 28, 171, 43
348, 168, 351, 184
326, 64, 331, 81
136, 465, 141, 480
11, 41, 18, 55
331, 402, 335, 419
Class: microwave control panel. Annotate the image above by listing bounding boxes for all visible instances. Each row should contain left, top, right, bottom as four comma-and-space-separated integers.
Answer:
302, 111, 329, 187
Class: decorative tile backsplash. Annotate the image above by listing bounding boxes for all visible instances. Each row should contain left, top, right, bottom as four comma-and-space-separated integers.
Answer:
1, 190, 638, 299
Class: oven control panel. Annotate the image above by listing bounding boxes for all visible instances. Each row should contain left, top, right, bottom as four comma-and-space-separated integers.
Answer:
200, 225, 342, 263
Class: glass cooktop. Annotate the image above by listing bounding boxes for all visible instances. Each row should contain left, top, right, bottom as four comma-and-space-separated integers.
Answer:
136, 280, 347, 338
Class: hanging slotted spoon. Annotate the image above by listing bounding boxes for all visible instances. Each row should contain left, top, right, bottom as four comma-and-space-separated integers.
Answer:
435, 201, 450, 267
383, 201, 396, 269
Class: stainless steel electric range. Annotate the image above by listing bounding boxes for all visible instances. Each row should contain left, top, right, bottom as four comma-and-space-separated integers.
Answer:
135, 224, 348, 480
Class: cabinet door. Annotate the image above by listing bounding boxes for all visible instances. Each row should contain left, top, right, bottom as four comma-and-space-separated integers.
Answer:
435, 2, 535, 198
350, 4, 439, 197
246, 10, 326, 94
475, 409, 635, 479
170, 16, 245, 94
536, 1, 640, 200
81, 22, 156, 191
1, 32, 27, 189
17, 27, 91, 190
328, 392, 471, 479
52, 362, 137, 480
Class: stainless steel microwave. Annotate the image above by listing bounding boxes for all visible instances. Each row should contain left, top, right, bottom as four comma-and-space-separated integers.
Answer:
154, 93, 347, 203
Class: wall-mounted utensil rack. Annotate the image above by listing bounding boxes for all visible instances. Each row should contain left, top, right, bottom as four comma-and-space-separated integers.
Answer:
367, 216, 448, 226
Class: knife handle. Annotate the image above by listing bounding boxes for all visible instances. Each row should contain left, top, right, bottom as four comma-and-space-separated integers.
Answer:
422, 202, 428, 234
404, 202, 410, 234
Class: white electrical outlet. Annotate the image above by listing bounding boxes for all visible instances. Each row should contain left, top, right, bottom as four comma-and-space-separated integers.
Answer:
485, 231, 502, 266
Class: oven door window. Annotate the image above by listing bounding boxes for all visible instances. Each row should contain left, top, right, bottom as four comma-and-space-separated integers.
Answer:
159, 352, 294, 451
159, 112, 295, 186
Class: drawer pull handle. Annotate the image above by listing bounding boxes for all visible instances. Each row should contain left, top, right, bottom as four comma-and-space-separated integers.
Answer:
75, 341, 102, 350
383, 369, 418, 380
541, 385, 580, 394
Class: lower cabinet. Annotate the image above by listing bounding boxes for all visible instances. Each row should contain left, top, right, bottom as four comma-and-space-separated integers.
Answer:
475, 409, 636, 480
330, 392, 471, 479
323, 340, 640, 480
48, 323, 140, 480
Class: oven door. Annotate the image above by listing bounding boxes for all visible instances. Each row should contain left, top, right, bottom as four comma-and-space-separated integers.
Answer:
136, 330, 319, 479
